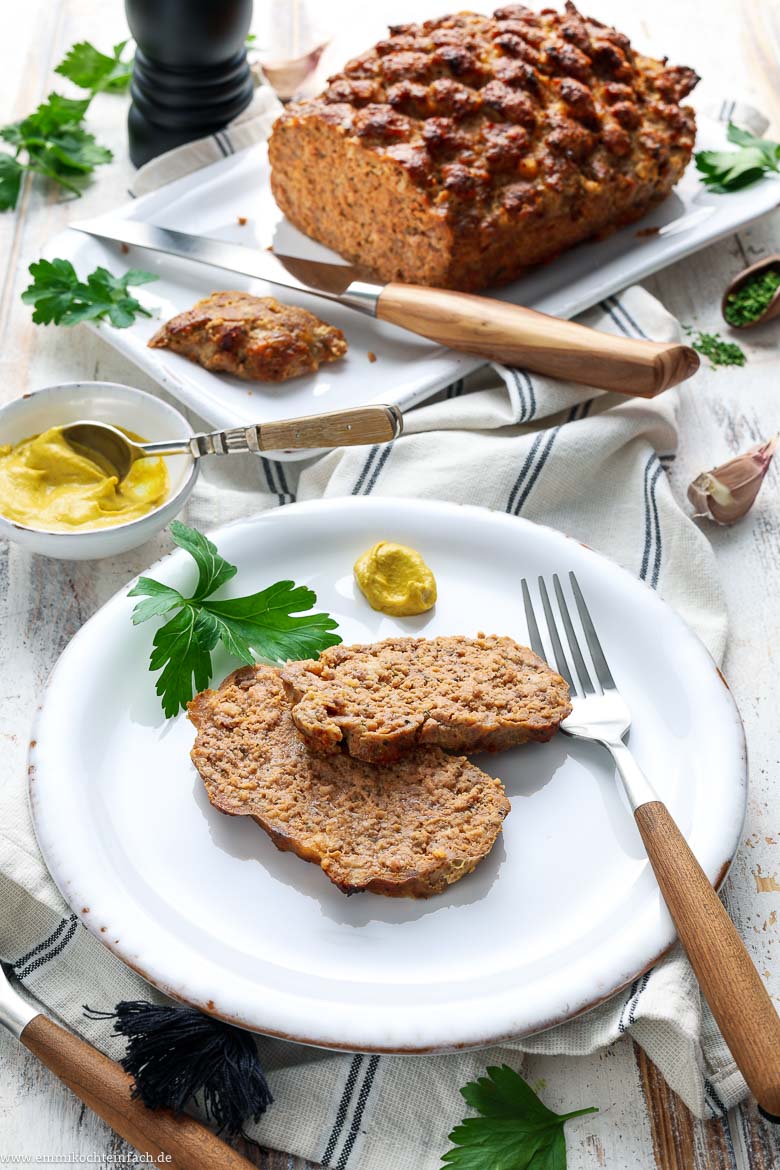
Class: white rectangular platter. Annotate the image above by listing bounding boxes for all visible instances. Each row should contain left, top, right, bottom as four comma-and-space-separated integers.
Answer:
46, 114, 779, 460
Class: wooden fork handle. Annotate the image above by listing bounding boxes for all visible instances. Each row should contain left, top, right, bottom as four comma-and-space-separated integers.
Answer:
376, 284, 700, 397
21, 1015, 258, 1170
635, 801, 780, 1118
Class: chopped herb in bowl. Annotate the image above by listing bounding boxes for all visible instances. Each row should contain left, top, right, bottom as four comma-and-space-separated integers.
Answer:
724, 268, 780, 327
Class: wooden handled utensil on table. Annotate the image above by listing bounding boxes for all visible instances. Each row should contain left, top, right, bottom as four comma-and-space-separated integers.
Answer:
0, 964, 258, 1169
71, 218, 700, 397
524, 574, 780, 1121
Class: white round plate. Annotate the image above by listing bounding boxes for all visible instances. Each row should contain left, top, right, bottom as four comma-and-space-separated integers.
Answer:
30, 498, 746, 1052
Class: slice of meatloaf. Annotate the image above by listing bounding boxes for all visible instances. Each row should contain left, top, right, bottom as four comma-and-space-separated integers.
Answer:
148, 291, 347, 382
280, 634, 571, 764
188, 664, 510, 898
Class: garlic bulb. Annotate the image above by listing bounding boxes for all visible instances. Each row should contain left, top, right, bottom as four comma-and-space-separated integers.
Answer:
688, 435, 777, 525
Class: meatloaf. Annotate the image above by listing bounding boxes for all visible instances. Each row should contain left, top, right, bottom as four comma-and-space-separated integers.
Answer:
268, 4, 698, 291
189, 664, 510, 897
280, 634, 571, 764
148, 291, 347, 381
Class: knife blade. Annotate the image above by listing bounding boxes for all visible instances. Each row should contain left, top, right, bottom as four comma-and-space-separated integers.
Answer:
70, 217, 382, 313
69, 216, 699, 397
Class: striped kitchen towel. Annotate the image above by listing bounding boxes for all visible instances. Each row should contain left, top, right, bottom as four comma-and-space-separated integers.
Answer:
0, 281, 748, 1170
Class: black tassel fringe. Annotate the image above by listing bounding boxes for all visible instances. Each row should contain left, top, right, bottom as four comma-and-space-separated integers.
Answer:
84, 1000, 273, 1139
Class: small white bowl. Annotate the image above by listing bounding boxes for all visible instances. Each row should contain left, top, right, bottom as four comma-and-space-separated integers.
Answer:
0, 382, 199, 560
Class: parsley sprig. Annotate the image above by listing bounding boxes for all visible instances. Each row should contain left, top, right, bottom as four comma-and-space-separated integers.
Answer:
0, 93, 112, 209
443, 1065, 597, 1170
55, 40, 134, 96
22, 258, 158, 328
130, 522, 342, 717
1, 39, 132, 210
696, 123, 780, 193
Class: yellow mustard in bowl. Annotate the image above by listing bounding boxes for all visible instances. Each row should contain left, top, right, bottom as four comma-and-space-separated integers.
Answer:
0, 425, 169, 532
354, 540, 437, 616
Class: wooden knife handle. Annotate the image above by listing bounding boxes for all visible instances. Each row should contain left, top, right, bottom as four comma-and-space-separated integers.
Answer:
634, 802, 780, 1119
259, 404, 402, 450
376, 284, 699, 397
21, 1015, 259, 1170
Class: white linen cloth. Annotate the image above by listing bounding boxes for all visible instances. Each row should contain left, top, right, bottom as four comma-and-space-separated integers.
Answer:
0, 88, 751, 1170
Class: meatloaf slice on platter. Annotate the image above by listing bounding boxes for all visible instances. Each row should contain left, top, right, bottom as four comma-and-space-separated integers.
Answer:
148, 291, 347, 382
189, 664, 510, 898
268, 4, 698, 291
281, 634, 572, 764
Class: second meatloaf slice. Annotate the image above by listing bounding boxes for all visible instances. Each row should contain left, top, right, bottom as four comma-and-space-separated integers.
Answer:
189, 664, 509, 897
281, 634, 571, 763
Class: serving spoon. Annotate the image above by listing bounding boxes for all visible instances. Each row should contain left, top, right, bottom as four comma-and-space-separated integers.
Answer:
721, 254, 780, 329
61, 403, 403, 482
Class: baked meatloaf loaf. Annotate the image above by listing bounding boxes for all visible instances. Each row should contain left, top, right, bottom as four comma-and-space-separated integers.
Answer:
148, 291, 347, 381
280, 634, 572, 764
189, 664, 510, 897
268, 4, 698, 291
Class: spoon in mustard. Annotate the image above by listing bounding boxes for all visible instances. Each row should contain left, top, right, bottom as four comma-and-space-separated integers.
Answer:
722, 254, 780, 329
60, 403, 403, 481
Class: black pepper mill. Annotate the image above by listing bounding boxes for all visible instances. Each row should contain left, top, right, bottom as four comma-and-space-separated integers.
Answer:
125, 0, 255, 167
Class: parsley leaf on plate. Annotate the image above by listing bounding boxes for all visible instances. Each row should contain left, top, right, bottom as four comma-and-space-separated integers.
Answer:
22, 258, 157, 328
696, 122, 780, 192
129, 521, 342, 717
443, 1065, 597, 1170
55, 40, 134, 95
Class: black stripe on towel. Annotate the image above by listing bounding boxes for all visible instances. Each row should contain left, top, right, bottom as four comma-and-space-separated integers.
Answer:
511, 426, 560, 515
15, 916, 79, 980
506, 432, 544, 515
352, 445, 381, 495
336, 1055, 381, 1169
607, 295, 649, 341
321, 1055, 364, 1166
11, 916, 72, 971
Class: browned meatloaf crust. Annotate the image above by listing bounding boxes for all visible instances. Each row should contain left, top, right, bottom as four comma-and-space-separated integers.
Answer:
268, 4, 698, 291
280, 634, 572, 764
148, 291, 348, 382
189, 664, 510, 897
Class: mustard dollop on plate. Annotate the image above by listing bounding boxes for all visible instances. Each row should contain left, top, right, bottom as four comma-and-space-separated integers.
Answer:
354, 541, 437, 616
0, 425, 169, 532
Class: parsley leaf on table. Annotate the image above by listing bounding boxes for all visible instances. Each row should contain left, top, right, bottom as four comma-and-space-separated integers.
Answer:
55, 40, 134, 95
129, 521, 342, 718
442, 1065, 597, 1170
696, 122, 780, 193
0, 154, 23, 211
22, 258, 157, 328
0, 92, 112, 207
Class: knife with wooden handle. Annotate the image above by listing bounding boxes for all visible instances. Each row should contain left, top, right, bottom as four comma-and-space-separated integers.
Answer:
70, 218, 699, 397
0, 964, 258, 1170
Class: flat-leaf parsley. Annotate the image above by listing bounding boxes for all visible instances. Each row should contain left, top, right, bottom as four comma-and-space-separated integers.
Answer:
443, 1065, 597, 1170
22, 258, 158, 328
129, 522, 341, 717
696, 123, 780, 193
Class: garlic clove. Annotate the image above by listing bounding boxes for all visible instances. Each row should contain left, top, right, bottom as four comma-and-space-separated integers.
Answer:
688, 435, 777, 525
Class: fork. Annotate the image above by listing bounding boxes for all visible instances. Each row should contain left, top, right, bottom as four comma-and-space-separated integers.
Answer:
522, 572, 780, 1120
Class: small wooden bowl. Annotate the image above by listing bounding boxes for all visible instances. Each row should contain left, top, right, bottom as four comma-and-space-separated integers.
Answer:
721, 253, 780, 329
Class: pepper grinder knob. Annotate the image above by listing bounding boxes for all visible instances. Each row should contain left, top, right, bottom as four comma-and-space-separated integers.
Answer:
124, 0, 255, 167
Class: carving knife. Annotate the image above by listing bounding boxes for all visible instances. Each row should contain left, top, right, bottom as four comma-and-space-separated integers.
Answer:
70, 217, 699, 397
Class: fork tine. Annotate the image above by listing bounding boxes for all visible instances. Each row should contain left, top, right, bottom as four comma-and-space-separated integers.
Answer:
537, 578, 575, 693
553, 575, 595, 695
521, 579, 546, 660
569, 572, 617, 692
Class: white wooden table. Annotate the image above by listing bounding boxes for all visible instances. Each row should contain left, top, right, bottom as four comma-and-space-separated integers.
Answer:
1, 1, 779, 1167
